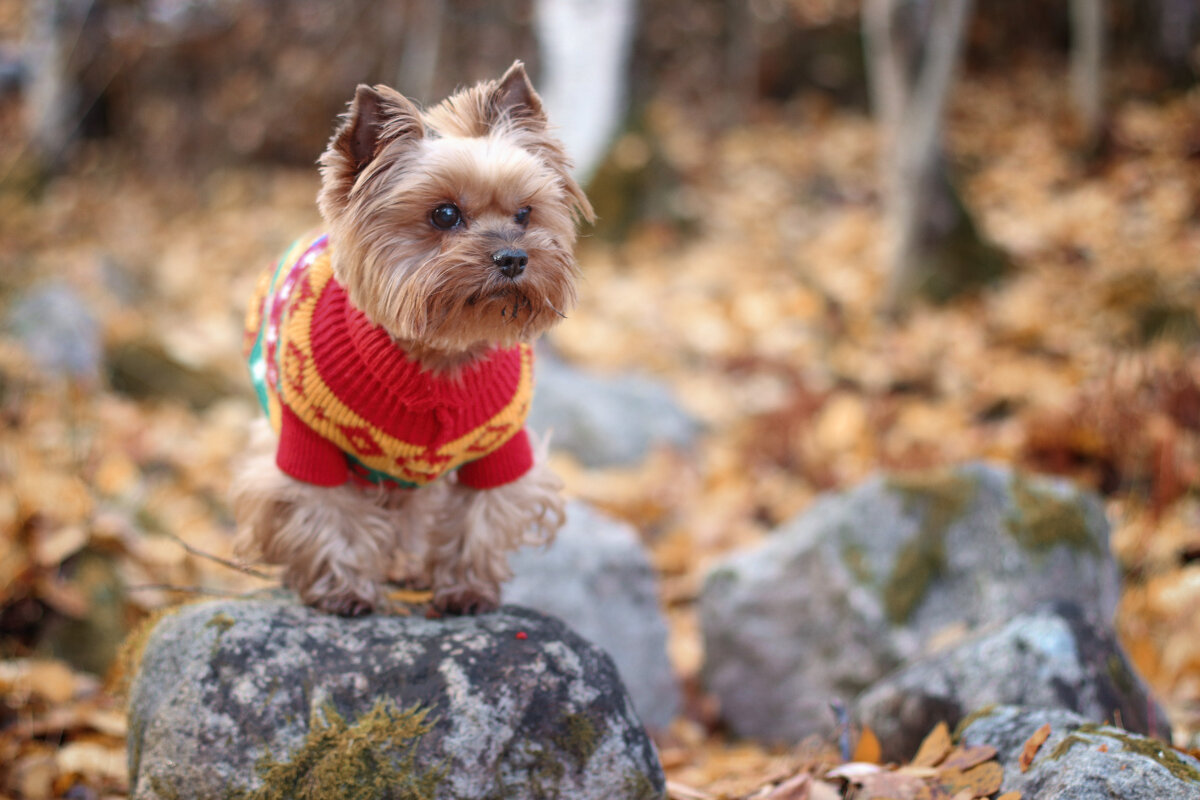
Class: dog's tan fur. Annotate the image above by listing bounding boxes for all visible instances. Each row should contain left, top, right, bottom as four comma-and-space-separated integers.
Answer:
231, 62, 591, 616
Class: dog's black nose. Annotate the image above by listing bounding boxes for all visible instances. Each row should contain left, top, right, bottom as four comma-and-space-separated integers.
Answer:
492, 248, 528, 278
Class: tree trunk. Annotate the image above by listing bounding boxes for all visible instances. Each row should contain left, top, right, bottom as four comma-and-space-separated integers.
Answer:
533, 0, 638, 184
24, 0, 86, 170
1069, 0, 1105, 149
864, 0, 1006, 310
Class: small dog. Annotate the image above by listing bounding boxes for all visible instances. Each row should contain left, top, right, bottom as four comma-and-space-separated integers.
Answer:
232, 62, 593, 616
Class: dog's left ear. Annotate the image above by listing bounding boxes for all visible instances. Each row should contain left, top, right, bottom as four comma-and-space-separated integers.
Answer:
489, 61, 596, 224
490, 61, 546, 129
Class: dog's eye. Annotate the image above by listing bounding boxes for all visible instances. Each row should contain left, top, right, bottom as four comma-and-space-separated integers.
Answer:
430, 204, 462, 230
514, 206, 531, 226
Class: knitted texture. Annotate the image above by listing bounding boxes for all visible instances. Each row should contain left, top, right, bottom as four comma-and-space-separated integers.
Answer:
244, 232, 534, 489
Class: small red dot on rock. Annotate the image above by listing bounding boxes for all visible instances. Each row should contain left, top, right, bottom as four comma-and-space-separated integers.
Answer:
515, 631, 528, 640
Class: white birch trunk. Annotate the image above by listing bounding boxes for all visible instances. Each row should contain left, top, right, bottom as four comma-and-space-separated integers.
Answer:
533, 0, 638, 184
1069, 0, 1105, 147
863, 0, 974, 309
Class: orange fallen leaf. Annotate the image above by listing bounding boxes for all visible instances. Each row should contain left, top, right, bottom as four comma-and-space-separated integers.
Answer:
853, 725, 883, 764
996, 793, 1022, 800
912, 721, 953, 768
1019, 723, 1052, 773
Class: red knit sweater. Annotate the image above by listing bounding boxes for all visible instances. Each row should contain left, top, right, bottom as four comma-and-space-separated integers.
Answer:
245, 233, 534, 490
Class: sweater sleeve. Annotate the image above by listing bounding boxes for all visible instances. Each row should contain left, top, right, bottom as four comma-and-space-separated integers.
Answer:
457, 427, 534, 489
276, 404, 348, 487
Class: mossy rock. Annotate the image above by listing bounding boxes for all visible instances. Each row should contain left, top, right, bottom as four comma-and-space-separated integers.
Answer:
959, 705, 1200, 798
700, 462, 1120, 744
127, 595, 664, 800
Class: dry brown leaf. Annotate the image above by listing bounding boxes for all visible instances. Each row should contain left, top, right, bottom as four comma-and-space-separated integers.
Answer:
938, 745, 997, 772
759, 771, 810, 800
0, 660, 79, 705
55, 741, 127, 783
31, 524, 89, 567
667, 780, 717, 800
912, 722, 953, 768
1019, 722, 1052, 773
938, 762, 1003, 798
858, 770, 934, 799
853, 725, 883, 764
996, 792, 1022, 800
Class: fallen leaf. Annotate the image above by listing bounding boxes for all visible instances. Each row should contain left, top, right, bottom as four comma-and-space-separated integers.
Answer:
1019, 722, 1051, 772
666, 780, 717, 800
853, 725, 883, 764
996, 793, 1022, 800
760, 771, 810, 800
858, 770, 934, 799
31, 525, 89, 567
939, 745, 997, 771
938, 762, 1003, 798
912, 722, 953, 768
824, 762, 882, 781
0, 660, 79, 704
808, 780, 842, 800
55, 741, 127, 783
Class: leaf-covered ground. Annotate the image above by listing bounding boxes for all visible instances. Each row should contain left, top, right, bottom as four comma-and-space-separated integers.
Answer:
3, 56, 1200, 799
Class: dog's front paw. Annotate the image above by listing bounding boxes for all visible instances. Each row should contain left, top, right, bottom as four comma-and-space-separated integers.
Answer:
432, 587, 499, 616
312, 594, 375, 617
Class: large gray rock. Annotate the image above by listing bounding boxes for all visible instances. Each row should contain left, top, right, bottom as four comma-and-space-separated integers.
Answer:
530, 351, 698, 467
959, 705, 1200, 798
854, 602, 1166, 762
128, 596, 665, 800
504, 502, 679, 730
700, 462, 1120, 743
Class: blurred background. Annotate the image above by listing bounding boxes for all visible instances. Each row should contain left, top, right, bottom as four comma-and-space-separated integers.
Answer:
2, 0, 1200, 796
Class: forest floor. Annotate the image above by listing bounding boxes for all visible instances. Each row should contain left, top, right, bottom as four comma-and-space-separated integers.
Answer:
3, 57, 1200, 799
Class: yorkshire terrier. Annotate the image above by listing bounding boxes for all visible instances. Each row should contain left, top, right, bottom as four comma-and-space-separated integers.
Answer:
232, 62, 593, 616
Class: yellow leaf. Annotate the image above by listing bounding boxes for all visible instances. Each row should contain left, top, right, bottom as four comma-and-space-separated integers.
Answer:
912, 721, 953, 768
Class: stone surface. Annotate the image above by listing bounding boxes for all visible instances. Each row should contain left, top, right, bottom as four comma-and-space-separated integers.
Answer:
959, 705, 1200, 798
504, 501, 680, 730
7, 283, 100, 381
700, 462, 1120, 743
854, 602, 1167, 762
529, 349, 698, 467
127, 596, 665, 800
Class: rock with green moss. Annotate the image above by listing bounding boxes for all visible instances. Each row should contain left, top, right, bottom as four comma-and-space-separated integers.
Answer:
699, 462, 1119, 743
854, 602, 1166, 762
126, 595, 665, 800
959, 705, 1200, 798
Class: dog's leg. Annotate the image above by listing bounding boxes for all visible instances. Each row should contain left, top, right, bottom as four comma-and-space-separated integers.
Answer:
427, 457, 565, 614
231, 422, 393, 615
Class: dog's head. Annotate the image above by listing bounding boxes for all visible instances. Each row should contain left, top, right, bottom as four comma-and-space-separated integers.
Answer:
317, 62, 593, 355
